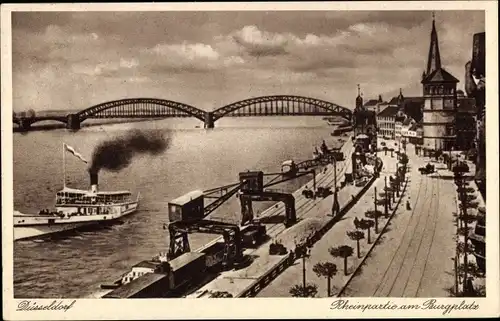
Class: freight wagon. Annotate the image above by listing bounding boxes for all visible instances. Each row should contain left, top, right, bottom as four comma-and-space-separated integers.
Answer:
103, 252, 206, 299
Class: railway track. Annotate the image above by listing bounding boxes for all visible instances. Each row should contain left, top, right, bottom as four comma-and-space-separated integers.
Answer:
372, 169, 442, 297
412, 175, 441, 297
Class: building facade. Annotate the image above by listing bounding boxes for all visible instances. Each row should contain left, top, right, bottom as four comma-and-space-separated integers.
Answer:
401, 117, 416, 138
394, 111, 406, 141
376, 106, 399, 139
421, 18, 459, 153
455, 96, 477, 151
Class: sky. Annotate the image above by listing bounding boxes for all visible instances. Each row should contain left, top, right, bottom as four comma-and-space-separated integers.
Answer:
12, 10, 484, 113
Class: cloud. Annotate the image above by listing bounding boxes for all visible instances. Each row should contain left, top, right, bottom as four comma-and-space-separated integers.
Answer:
231, 25, 290, 57
11, 11, 485, 112
149, 42, 220, 61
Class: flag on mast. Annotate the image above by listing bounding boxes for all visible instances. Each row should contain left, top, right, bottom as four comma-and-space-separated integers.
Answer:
64, 143, 88, 164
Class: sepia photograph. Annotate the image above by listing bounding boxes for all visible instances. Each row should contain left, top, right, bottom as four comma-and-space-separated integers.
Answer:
2, 2, 498, 320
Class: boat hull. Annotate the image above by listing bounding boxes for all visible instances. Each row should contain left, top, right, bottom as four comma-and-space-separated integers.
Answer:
14, 202, 138, 241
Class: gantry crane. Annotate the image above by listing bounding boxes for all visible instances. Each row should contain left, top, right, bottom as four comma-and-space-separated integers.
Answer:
164, 149, 339, 267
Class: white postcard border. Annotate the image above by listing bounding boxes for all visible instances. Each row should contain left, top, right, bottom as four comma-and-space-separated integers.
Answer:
2, 1, 499, 320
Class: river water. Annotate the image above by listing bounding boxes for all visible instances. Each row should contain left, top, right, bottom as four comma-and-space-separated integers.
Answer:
13, 116, 335, 298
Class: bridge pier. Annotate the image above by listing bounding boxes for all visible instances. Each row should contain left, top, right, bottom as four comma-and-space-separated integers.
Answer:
66, 114, 81, 130
19, 119, 32, 131
204, 112, 214, 129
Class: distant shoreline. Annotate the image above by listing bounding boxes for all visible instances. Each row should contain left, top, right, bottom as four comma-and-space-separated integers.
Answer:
14, 116, 346, 133
13, 118, 170, 133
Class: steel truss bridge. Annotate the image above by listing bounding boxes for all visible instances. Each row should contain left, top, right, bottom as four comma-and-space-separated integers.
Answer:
13, 95, 352, 131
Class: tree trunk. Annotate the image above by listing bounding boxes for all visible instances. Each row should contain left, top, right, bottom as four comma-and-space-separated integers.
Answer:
344, 257, 348, 276
367, 228, 371, 244
375, 217, 379, 234
327, 277, 331, 297
356, 239, 360, 258
463, 222, 469, 294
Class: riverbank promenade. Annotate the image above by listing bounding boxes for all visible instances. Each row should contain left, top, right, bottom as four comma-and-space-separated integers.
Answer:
259, 141, 460, 298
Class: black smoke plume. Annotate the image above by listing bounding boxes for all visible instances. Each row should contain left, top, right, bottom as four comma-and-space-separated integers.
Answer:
89, 129, 170, 174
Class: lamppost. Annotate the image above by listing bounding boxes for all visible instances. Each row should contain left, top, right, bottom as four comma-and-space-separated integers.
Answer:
398, 134, 401, 160
302, 247, 311, 289
331, 157, 340, 216
449, 146, 453, 171
384, 176, 389, 216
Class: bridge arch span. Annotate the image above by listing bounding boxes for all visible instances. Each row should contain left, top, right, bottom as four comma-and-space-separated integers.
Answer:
29, 118, 68, 126
77, 98, 207, 122
212, 95, 352, 122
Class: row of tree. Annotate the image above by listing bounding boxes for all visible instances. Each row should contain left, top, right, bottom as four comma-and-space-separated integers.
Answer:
289, 154, 409, 297
453, 166, 484, 297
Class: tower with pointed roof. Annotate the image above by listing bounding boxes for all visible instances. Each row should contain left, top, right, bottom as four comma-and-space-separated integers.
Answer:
355, 84, 363, 110
397, 88, 405, 108
353, 84, 364, 137
421, 15, 459, 153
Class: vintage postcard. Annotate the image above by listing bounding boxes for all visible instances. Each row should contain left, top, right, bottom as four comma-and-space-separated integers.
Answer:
2, 1, 499, 320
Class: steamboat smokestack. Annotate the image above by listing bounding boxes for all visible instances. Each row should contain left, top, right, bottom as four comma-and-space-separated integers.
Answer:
90, 171, 98, 193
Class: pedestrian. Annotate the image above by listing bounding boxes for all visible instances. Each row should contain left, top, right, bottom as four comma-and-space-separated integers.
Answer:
406, 200, 411, 211
354, 217, 360, 229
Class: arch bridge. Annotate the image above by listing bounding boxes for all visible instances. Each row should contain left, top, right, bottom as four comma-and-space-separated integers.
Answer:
13, 96, 352, 130
13, 116, 68, 131
207, 95, 352, 127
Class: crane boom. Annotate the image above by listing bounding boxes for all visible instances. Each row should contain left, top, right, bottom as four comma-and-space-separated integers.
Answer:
203, 182, 244, 217
264, 169, 316, 191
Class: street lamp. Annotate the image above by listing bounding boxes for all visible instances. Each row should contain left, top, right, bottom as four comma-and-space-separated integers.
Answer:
331, 157, 340, 216
302, 247, 311, 289
384, 176, 389, 216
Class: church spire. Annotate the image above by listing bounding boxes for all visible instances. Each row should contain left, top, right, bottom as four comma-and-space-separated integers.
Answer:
426, 12, 442, 75
355, 84, 363, 109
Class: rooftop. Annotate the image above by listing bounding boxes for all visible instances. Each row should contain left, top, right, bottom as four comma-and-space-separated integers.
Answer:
388, 97, 400, 105
169, 190, 204, 206
422, 68, 459, 83
169, 252, 205, 271
103, 273, 167, 298
402, 117, 414, 126
363, 99, 379, 107
377, 106, 400, 118
58, 187, 131, 196
402, 97, 424, 122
